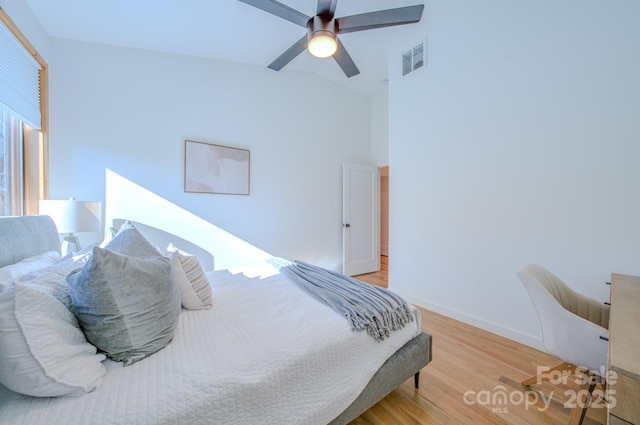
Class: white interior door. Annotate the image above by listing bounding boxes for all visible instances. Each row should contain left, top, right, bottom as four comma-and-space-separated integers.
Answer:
343, 163, 380, 276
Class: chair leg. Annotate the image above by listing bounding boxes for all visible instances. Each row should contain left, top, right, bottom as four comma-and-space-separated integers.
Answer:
521, 361, 575, 388
414, 372, 420, 389
568, 378, 597, 425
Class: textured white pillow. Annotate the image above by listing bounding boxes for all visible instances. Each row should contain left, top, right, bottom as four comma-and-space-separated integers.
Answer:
0, 281, 106, 397
16, 250, 92, 310
0, 250, 60, 292
167, 244, 212, 310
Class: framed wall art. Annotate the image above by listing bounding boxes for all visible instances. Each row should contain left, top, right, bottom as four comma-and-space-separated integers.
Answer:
184, 140, 250, 195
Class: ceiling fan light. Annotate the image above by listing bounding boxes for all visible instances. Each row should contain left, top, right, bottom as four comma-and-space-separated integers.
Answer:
308, 31, 337, 58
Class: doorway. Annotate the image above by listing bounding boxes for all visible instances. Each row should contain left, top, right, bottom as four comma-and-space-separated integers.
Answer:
353, 165, 388, 286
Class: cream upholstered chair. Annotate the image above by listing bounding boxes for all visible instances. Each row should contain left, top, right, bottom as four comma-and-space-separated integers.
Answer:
517, 264, 609, 424
517, 264, 609, 375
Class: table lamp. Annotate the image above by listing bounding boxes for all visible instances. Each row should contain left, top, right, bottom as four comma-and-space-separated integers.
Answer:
38, 199, 102, 255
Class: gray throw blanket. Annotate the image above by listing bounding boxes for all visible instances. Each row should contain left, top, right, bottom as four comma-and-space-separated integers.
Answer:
277, 259, 414, 342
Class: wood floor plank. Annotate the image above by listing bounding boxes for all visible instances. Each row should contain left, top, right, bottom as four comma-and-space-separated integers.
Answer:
351, 258, 607, 425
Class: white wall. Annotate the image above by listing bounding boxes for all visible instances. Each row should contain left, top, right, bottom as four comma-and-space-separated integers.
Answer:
47, 39, 372, 271
104, 169, 271, 270
371, 90, 389, 167
389, 0, 640, 348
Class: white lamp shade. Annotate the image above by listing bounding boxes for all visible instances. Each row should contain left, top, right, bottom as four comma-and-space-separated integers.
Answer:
39, 200, 102, 234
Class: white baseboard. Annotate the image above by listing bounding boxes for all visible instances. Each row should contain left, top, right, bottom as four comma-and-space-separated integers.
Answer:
395, 290, 545, 352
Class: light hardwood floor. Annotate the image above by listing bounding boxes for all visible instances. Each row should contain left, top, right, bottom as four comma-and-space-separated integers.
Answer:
351, 257, 606, 425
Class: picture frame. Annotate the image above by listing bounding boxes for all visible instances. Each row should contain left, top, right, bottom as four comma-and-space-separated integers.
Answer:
184, 140, 250, 195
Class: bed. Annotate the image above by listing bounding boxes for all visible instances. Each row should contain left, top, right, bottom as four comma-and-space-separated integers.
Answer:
0, 215, 432, 425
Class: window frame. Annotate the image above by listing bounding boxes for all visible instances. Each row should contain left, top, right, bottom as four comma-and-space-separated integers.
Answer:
0, 7, 49, 214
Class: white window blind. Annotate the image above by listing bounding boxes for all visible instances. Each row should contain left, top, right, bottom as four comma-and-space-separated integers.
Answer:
0, 20, 41, 129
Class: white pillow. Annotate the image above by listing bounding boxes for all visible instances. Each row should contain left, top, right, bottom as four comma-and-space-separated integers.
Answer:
167, 244, 213, 310
0, 250, 60, 292
0, 280, 106, 397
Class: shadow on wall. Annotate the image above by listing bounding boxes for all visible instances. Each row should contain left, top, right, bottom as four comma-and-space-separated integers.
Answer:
104, 169, 271, 270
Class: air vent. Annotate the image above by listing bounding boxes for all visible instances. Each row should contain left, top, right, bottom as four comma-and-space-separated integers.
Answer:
402, 40, 426, 76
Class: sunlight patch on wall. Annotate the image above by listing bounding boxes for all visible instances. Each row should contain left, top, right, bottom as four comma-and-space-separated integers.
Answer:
105, 169, 271, 270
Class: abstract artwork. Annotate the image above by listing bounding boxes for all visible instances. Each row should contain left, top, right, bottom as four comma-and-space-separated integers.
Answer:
184, 140, 250, 195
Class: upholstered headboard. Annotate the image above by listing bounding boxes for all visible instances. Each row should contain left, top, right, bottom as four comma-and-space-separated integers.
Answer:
0, 215, 61, 268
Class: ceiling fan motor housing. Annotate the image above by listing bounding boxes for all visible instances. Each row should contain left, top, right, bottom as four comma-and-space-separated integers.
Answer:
307, 15, 338, 42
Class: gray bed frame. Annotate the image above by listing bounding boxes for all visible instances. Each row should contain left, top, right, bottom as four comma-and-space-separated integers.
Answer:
0, 215, 432, 424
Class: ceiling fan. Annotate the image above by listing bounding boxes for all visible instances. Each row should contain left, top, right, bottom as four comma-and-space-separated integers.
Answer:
238, 0, 424, 77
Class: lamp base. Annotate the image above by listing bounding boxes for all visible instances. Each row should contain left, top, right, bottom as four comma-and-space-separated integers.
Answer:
61, 233, 81, 256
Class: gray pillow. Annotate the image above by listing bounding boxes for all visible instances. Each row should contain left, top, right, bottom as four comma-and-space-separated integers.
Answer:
67, 247, 181, 366
105, 221, 161, 258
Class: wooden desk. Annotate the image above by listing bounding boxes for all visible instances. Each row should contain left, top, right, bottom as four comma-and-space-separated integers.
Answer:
608, 273, 640, 424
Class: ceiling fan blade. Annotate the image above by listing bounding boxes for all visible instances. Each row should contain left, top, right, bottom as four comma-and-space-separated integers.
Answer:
268, 35, 308, 71
238, 0, 310, 27
333, 38, 360, 78
336, 4, 424, 34
316, 0, 338, 17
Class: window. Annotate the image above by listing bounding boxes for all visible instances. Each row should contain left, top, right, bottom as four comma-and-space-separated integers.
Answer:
0, 9, 48, 216
0, 108, 23, 215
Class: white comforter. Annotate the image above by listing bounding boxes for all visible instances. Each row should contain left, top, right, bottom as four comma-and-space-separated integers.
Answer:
0, 263, 420, 425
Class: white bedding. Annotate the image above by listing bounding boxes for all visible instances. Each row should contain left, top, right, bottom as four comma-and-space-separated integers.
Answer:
0, 262, 420, 425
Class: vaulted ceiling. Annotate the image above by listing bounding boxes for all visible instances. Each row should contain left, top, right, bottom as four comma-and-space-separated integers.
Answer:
24, 0, 427, 97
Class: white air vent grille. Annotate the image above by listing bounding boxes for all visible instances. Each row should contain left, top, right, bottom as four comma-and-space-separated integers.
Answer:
402, 40, 426, 76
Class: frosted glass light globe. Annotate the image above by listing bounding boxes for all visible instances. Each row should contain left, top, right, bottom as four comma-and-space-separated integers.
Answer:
308, 33, 337, 58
